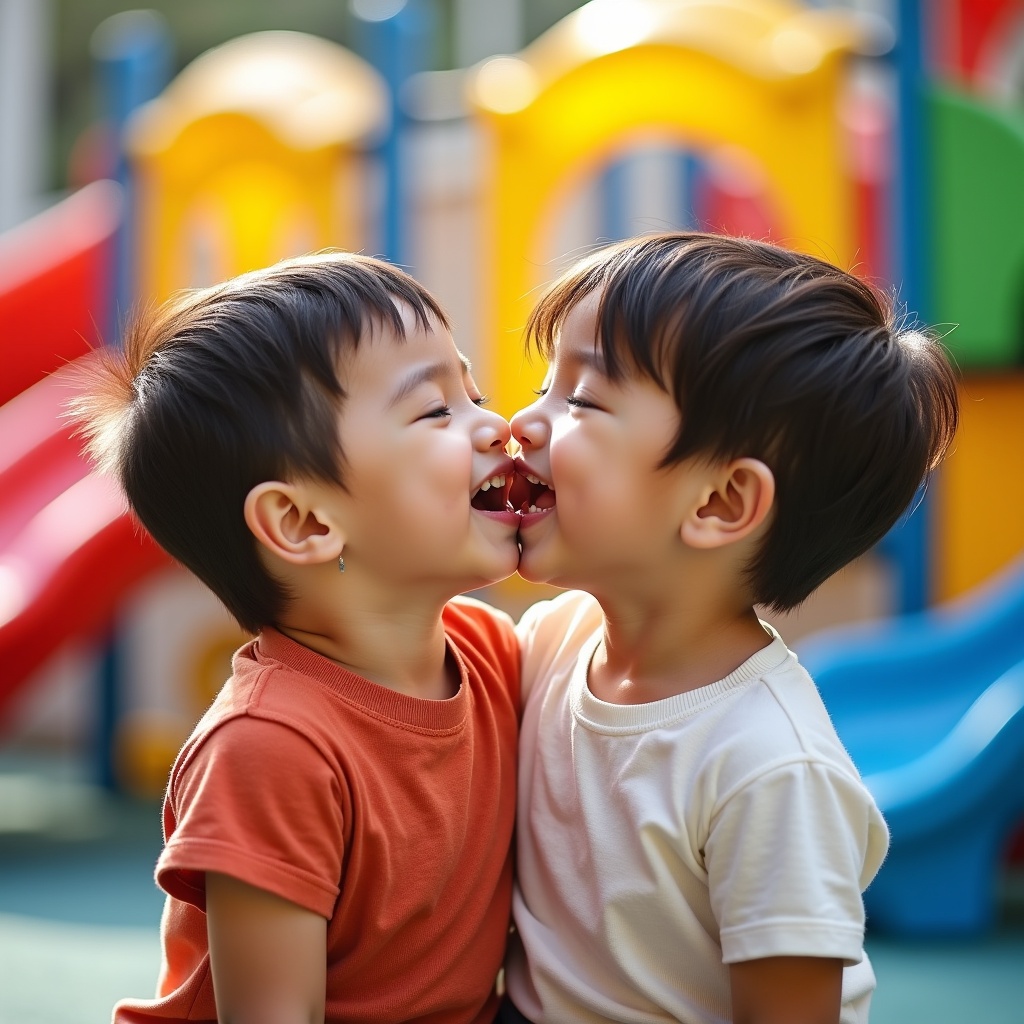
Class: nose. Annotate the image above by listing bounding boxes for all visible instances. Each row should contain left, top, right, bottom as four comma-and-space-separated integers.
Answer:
510, 401, 549, 450
476, 406, 512, 450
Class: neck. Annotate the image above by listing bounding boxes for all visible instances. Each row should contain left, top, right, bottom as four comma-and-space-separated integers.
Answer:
587, 572, 771, 706
276, 576, 457, 700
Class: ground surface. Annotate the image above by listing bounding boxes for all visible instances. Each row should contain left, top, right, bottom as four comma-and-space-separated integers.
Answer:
1, 753, 1022, 1024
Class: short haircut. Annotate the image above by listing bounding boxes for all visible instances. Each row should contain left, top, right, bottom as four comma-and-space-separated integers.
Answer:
527, 232, 959, 611
71, 252, 449, 633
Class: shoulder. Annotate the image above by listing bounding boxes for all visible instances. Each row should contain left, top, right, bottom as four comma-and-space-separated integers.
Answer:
172, 701, 337, 805
445, 594, 520, 702
695, 639, 859, 780
516, 590, 603, 704
174, 633, 361, 792
699, 654, 886, 858
162, 710, 347, 918
517, 590, 602, 654
445, 594, 517, 660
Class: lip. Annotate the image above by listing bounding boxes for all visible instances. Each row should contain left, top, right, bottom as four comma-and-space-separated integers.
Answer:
517, 506, 554, 528
473, 507, 521, 528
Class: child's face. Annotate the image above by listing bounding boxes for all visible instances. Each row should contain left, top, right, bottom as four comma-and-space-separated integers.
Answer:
330, 305, 519, 592
510, 291, 693, 590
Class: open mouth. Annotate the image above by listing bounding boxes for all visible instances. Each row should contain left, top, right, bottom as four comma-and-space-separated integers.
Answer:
471, 474, 512, 513
508, 468, 556, 515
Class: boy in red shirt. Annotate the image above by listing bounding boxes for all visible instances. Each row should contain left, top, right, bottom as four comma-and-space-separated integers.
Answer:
73, 253, 521, 1024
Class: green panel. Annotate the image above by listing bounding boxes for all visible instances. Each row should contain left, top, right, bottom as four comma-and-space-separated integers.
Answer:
928, 88, 1024, 368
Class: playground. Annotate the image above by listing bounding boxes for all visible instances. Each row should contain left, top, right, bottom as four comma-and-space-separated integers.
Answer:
2, 0, 1024, 1019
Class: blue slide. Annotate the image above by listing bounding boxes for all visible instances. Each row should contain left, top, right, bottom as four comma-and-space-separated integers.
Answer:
796, 558, 1024, 935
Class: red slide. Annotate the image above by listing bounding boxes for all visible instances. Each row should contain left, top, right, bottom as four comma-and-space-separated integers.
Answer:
0, 182, 169, 719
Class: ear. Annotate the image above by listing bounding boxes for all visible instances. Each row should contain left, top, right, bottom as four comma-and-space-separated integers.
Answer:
243, 481, 345, 567
680, 458, 775, 550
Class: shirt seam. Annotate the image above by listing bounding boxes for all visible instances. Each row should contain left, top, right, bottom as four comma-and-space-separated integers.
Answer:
710, 755, 868, 821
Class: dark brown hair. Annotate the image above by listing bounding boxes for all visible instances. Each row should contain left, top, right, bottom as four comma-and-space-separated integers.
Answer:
71, 252, 449, 632
527, 232, 959, 611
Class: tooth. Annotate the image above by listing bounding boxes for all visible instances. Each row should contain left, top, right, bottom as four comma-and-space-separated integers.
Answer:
491, 475, 503, 487
529, 505, 539, 513
479, 481, 491, 491
527, 474, 540, 484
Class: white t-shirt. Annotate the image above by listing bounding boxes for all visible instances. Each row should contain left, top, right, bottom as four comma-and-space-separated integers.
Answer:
507, 591, 889, 1024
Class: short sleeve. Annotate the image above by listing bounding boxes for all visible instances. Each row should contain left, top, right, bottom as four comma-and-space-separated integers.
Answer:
706, 759, 888, 965
158, 715, 346, 919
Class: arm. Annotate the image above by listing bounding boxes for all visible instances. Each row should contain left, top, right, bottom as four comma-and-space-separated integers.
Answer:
730, 956, 843, 1024
206, 871, 327, 1024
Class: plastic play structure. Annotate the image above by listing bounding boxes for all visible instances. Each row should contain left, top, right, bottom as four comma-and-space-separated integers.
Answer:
0, 180, 170, 709
127, 31, 387, 303
798, 557, 1024, 934
2, 0, 1024, 933
467, 0, 872, 414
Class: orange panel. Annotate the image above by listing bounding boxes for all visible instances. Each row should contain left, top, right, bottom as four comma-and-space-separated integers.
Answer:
934, 374, 1024, 599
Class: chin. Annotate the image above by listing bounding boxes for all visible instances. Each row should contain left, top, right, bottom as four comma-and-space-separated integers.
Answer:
517, 548, 592, 590
469, 542, 521, 587
515, 550, 558, 586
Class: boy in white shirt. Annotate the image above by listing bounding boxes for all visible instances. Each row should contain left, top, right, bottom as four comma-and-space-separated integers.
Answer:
502, 233, 959, 1024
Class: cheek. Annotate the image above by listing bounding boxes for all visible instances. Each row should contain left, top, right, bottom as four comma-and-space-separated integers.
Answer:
549, 421, 615, 503
421, 437, 474, 507
550, 420, 594, 479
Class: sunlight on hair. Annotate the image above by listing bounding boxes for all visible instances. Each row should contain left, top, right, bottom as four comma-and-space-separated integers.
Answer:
65, 348, 137, 477
899, 329, 929, 350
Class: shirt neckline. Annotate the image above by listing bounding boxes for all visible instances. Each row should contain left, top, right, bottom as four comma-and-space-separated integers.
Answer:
570, 623, 792, 734
250, 627, 470, 733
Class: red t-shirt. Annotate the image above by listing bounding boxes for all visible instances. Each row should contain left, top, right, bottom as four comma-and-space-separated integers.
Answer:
115, 596, 520, 1024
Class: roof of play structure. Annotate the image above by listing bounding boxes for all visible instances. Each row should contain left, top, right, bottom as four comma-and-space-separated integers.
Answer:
470, 0, 884, 115
128, 30, 389, 155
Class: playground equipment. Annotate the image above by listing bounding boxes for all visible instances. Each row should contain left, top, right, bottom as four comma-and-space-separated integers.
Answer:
0, 180, 167, 715
2, 0, 1024, 833
799, 559, 1024, 934
0, 361, 170, 712
0, 181, 119, 406
467, 0, 874, 415
126, 31, 387, 302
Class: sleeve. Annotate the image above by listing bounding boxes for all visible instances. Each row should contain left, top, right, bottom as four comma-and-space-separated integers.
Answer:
705, 758, 888, 966
158, 715, 346, 919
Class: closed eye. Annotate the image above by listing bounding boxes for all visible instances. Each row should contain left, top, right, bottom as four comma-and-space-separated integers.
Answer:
566, 392, 596, 409
421, 405, 453, 420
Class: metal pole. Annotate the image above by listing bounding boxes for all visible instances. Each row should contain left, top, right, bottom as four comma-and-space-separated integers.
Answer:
91, 10, 173, 340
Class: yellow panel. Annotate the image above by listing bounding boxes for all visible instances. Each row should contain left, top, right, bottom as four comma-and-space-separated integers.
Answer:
126, 32, 385, 303
468, 0, 869, 416
934, 375, 1024, 599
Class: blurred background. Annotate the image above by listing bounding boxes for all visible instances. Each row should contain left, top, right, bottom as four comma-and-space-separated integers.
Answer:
1, 0, 1024, 1020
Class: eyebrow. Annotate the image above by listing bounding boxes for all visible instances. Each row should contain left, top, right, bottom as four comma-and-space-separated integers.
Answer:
561, 346, 608, 375
387, 357, 470, 408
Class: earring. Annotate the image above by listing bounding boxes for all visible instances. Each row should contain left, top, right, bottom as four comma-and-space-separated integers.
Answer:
338, 553, 346, 573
